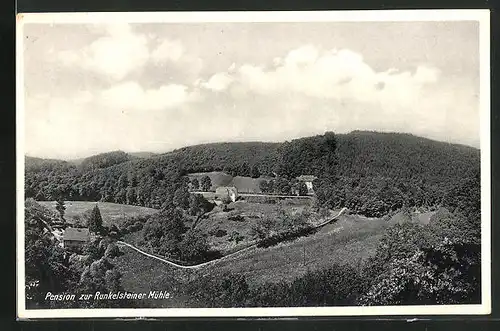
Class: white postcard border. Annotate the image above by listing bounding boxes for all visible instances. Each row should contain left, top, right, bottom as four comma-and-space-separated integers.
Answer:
16, 9, 492, 319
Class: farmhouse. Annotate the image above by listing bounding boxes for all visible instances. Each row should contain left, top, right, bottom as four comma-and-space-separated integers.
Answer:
63, 227, 90, 251
296, 175, 318, 195
215, 186, 238, 202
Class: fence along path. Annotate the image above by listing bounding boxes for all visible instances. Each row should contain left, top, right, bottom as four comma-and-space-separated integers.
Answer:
117, 207, 347, 269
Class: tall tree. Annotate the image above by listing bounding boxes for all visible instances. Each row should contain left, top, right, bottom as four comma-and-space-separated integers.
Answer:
173, 186, 190, 210
189, 194, 215, 228
25, 199, 78, 308
178, 229, 210, 263
55, 198, 66, 221
88, 204, 103, 234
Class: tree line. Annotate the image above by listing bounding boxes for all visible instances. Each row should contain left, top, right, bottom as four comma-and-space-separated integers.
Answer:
26, 131, 479, 220
182, 184, 481, 307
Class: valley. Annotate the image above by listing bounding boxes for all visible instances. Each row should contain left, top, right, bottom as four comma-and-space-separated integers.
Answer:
23, 131, 482, 308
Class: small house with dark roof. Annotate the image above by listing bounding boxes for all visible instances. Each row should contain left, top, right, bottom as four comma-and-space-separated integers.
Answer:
63, 227, 90, 251
296, 175, 318, 195
215, 186, 238, 203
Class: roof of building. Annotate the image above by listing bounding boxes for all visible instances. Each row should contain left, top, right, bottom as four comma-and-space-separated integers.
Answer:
296, 175, 318, 182
64, 227, 90, 241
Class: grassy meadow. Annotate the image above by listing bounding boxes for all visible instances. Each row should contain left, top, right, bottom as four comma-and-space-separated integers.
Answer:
196, 200, 328, 254
201, 209, 439, 285
38, 201, 159, 227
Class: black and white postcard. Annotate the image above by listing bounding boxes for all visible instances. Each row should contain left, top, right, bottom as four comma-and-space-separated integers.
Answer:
16, 10, 491, 318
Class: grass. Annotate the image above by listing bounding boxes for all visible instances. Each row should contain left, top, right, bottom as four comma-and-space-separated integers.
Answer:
187, 171, 233, 189
113, 214, 384, 307
197, 200, 322, 254
203, 213, 391, 285
204, 210, 439, 285
114, 207, 438, 306
38, 201, 158, 227
229, 176, 266, 193
386, 210, 437, 226
113, 245, 191, 308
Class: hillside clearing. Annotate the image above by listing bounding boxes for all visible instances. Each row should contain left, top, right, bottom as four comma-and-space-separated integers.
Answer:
38, 201, 158, 226
202, 211, 437, 285
187, 171, 268, 193
196, 200, 331, 254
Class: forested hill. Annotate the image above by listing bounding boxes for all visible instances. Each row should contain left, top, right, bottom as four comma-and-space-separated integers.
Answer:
73, 151, 136, 170
336, 131, 479, 179
168, 141, 281, 176
312, 131, 480, 217
24, 131, 480, 216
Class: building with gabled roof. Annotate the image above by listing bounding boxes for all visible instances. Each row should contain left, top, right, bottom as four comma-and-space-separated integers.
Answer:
63, 227, 90, 251
215, 186, 238, 203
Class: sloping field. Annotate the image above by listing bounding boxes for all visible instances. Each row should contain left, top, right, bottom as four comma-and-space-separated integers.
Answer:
228, 176, 266, 193
386, 210, 437, 226
187, 172, 233, 190
113, 246, 190, 308
38, 201, 158, 227
202, 214, 390, 285
116, 208, 439, 295
187, 171, 267, 193
197, 201, 324, 254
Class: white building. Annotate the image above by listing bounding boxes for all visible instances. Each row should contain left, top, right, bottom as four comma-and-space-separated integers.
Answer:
296, 175, 318, 195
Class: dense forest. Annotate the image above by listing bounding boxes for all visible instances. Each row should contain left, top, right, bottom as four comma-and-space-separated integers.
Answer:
25, 131, 480, 218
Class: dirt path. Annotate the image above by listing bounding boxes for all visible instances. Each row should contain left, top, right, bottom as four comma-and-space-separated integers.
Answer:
117, 207, 347, 269
116, 240, 257, 269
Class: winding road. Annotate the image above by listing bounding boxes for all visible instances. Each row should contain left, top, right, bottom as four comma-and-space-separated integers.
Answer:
116, 207, 347, 270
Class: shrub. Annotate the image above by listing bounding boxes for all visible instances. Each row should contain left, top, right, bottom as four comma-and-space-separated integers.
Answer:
214, 229, 227, 237
229, 231, 245, 244
228, 215, 245, 222
358, 239, 481, 306
184, 272, 250, 308
249, 263, 364, 307
104, 243, 120, 258
256, 225, 315, 248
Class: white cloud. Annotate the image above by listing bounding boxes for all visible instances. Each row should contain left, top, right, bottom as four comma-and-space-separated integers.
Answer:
151, 39, 184, 62
188, 45, 477, 148
58, 24, 150, 81
56, 24, 198, 82
201, 72, 234, 91
196, 46, 444, 127
414, 66, 440, 84
101, 81, 199, 111
283, 45, 319, 66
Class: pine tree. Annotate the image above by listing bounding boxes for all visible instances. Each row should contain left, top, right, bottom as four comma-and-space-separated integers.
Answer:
55, 198, 66, 221
88, 204, 103, 234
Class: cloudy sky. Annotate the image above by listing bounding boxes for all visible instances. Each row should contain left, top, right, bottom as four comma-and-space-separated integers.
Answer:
22, 20, 480, 159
